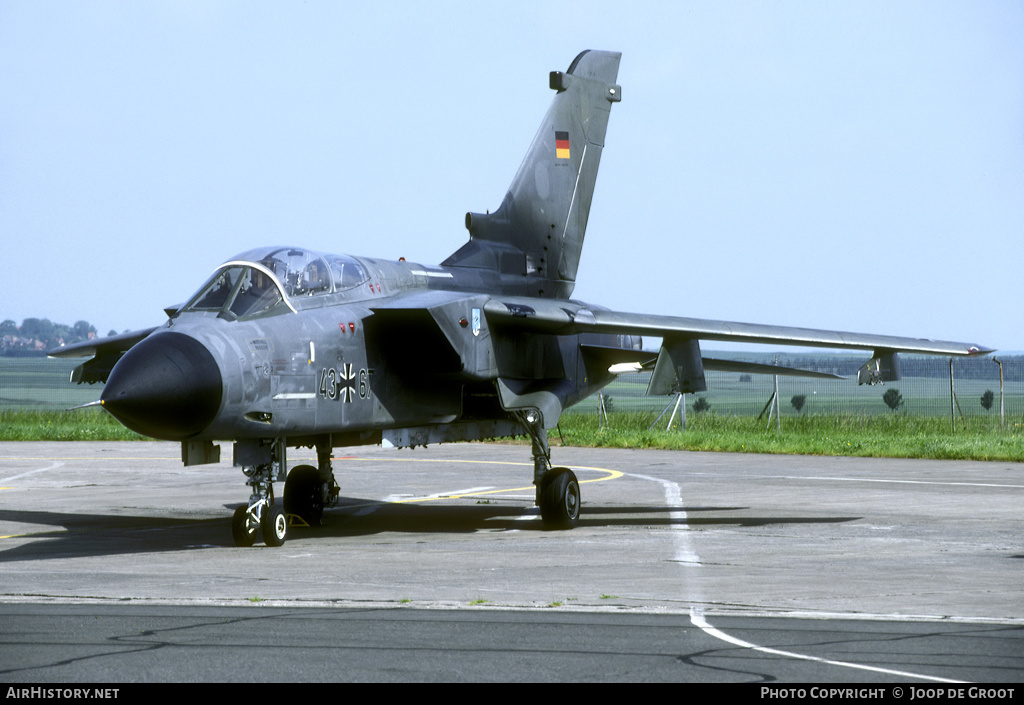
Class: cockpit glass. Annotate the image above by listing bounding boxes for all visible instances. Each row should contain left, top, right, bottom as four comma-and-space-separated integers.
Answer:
180, 264, 286, 320
329, 255, 368, 290
178, 247, 369, 321
234, 248, 368, 294
228, 267, 284, 318
188, 268, 243, 312
250, 248, 333, 298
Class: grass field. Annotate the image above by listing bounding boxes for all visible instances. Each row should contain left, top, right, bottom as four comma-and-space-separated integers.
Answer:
555, 412, 1024, 462
0, 409, 148, 441
1, 408, 1020, 462
2, 355, 1022, 461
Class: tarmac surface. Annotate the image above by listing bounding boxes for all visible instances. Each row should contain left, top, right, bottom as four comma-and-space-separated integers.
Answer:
1, 440, 1021, 682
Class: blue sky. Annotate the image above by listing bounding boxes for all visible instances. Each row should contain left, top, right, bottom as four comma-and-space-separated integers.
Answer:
3, 1, 1022, 352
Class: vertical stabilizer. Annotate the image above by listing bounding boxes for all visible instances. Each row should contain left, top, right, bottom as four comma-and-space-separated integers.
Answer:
445, 50, 622, 298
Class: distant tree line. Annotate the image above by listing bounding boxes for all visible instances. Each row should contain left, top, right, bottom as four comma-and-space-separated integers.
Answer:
1, 318, 109, 357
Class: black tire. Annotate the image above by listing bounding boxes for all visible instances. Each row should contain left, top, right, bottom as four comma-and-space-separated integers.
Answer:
539, 467, 580, 530
261, 502, 287, 547
232, 505, 257, 547
284, 464, 324, 525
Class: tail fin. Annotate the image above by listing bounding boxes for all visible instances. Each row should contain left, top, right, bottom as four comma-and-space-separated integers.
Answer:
443, 50, 621, 299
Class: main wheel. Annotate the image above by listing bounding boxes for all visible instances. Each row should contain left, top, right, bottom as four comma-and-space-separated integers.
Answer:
284, 464, 325, 525
231, 505, 257, 547
261, 502, 287, 547
539, 467, 580, 530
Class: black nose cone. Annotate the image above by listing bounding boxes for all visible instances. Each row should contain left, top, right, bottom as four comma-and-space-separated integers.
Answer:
101, 332, 223, 441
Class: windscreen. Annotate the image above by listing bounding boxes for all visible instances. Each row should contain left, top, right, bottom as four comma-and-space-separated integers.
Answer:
180, 264, 287, 320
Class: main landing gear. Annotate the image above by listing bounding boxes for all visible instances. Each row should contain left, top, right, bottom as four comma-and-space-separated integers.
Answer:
517, 411, 580, 530
283, 439, 339, 527
231, 437, 339, 548
229, 419, 577, 545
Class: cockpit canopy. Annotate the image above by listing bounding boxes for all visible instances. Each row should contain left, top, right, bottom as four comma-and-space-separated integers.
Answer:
178, 247, 369, 321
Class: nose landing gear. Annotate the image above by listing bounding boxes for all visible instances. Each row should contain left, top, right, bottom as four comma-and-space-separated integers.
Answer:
232, 438, 289, 547
231, 437, 340, 547
231, 496, 286, 548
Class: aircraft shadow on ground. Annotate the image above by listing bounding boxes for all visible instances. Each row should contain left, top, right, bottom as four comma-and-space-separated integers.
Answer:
0, 508, 227, 562
273, 497, 863, 540
0, 500, 862, 561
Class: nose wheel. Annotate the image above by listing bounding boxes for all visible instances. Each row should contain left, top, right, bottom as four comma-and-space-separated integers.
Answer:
232, 496, 287, 548
231, 505, 258, 547
232, 450, 288, 547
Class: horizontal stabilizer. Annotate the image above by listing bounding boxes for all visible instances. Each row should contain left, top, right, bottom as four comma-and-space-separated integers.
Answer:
48, 326, 159, 385
47, 326, 158, 359
702, 358, 845, 380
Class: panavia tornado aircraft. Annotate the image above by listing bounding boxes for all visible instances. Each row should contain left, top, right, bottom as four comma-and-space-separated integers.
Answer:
50, 50, 992, 547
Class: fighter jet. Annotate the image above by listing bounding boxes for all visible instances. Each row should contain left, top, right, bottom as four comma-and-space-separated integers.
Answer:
50, 50, 992, 547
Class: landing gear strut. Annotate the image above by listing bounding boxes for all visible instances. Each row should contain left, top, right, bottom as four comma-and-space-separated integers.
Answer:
232, 438, 289, 547
517, 410, 580, 530
283, 438, 339, 526
231, 461, 287, 547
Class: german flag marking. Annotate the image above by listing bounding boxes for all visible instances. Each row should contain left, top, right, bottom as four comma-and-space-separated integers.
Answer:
555, 130, 570, 159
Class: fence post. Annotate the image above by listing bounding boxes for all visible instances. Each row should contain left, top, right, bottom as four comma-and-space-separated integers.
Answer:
994, 358, 1005, 431
773, 373, 781, 431
949, 358, 955, 435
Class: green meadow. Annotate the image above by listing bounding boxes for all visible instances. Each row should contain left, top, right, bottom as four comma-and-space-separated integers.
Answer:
1, 409, 1019, 461
0, 357, 100, 410
2, 354, 1022, 461
554, 411, 1024, 462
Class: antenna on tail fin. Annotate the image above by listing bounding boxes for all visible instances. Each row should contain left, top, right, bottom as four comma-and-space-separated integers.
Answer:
443, 50, 622, 299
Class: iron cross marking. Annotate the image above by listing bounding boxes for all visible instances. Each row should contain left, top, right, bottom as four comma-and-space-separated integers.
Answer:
339, 363, 356, 403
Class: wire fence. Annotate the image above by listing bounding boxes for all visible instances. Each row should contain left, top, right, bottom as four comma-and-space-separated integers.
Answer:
0, 357, 103, 410
2, 353, 1022, 424
571, 353, 1024, 423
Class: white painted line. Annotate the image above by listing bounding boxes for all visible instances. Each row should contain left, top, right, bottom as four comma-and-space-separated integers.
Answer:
628, 472, 701, 566
797, 475, 1024, 490
628, 470, 968, 683
0, 461, 64, 485
689, 608, 967, 683
410, 269, 454, 279
684, 471, 1024, 490
419, 486, 494, 500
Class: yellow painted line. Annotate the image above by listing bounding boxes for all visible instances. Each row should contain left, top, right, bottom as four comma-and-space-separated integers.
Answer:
0, 455, 624, 534
342, 456, 623, 503
0, 529, 66, 540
